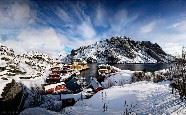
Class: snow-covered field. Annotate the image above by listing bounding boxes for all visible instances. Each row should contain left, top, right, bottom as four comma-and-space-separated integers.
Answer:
19, 107, 59, 115
20, 81, 185, 115
64, 81, 183, 115
19, 66, 186, 115
101, 70, 133, 88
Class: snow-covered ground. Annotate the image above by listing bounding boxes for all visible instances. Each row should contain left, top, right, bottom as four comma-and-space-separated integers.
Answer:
101, 70, 133, 88
0, 44, 63, 98
64, 81, 183, 115
20, 81, 186, 115
19, 107, 59, 115
19, 67, 186, 115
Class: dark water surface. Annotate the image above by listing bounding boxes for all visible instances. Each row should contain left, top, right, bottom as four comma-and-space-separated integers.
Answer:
80, 63, 173, 82
80, 64, 98, 82
110, 63, 173, 72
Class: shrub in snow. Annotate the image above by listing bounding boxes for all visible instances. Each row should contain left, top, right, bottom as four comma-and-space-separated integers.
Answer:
122, 100, 137, 115
132, 72, 151, 82
2, 79, 22, 101
23, 86, 44, 108
101, 71, 132, 88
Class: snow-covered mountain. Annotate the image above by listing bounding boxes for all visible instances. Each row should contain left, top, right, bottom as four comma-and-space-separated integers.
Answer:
0, 44, 60, 77
63, 36, 174, 63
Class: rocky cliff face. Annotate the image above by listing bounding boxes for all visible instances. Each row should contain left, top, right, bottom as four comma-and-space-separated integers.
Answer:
63, 36, 174, 63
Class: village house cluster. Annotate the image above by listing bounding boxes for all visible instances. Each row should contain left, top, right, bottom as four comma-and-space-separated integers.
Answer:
44, 58, 89, 94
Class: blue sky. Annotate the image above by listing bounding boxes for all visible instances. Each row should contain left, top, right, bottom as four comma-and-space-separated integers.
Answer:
0, 0, 186, 56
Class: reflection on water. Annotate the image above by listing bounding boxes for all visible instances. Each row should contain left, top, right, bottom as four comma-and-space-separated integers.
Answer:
111, 63, 173, 72
80, 63, 98, 82
80, 63, 172, 82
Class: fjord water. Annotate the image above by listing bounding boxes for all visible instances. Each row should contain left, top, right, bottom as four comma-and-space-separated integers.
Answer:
110, 63, 173, 72
80, 63, 173, 82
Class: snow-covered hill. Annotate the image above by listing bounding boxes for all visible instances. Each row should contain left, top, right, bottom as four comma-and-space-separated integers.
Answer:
0, 44, 60, 79
63, 36, 174, 63
0, 43, 65, 104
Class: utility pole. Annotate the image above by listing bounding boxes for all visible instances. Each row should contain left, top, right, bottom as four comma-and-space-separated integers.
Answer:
182, 46, 186, 60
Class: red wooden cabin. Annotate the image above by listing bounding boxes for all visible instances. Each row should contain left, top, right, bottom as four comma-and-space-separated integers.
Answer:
44, 82, 67, 94
46, 73, 61, 84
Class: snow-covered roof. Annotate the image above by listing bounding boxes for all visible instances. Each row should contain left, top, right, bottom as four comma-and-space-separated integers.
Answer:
82, 60, 87, 64
44, 82, 65, 90
90, 78, 102, 89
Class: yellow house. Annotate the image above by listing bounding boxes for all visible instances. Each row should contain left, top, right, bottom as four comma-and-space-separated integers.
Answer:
71, 59, 89, 71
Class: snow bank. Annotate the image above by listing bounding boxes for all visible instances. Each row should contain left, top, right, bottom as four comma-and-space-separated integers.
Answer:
155, 68, 169, 75
14, 76, 45, 89
101, 70, 133, 88
64, 81, 180, 115
19, 107, 58, 115
110, 65, 121, 71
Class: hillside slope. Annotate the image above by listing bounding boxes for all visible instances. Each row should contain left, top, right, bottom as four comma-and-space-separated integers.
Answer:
63, 36, 174, 63
0, 44, 60, 78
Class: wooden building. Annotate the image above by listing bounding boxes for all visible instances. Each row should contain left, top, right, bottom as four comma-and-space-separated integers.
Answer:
50, 67, 61, 71
98, 64, 112, 76
46, 73, 61, 84
44, 82, 67, 94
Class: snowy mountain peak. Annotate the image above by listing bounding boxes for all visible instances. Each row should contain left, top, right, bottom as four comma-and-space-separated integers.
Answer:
63, 36, 174, 63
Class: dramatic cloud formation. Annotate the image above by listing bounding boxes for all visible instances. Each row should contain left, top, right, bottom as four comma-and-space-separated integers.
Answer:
0, 0, 35, 28
2, 28, 65, 56
77, 22, 96, 39
0, 0, 186, 56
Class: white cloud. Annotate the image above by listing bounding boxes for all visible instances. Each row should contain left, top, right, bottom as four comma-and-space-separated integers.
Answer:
0, 0, 35, 28
77, 22, 96, 39
162, 42, 182, 57
169, 20, 186, 32
2, 28, 65, 56
109, 9, 128, 32
140, 21, 156, 33
113, 9, 128, 23
95, 5, 108, 27
56, 8, 71, 23
107, 9, 139, 36
150, 32, 186, 57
